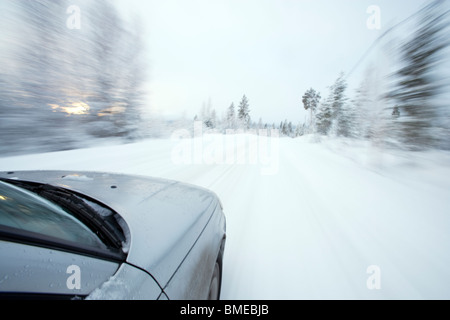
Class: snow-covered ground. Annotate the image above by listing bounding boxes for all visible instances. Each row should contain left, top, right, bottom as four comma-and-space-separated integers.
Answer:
1, 134, 450, 299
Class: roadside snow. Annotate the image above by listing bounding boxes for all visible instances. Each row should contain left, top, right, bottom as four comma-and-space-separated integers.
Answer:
1, 135, 449, 299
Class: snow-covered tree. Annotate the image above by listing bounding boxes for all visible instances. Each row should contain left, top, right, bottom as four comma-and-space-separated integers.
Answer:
210, 109, 217, 129
0, 0, 148, 153
200, 99, 217, 129
287, 121, 293, 137
295, 122, 306, 137
386, 0, 450, 149
329, 73, 350, 137
302, 88, 321, 132
314, 73, 354, 137
237, 94, 251, 129
226, 103, 236, 129
315, 93, 334, 136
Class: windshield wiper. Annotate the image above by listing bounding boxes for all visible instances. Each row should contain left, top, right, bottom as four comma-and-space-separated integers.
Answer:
39, 185, 125, 249
0, 179, 126, 252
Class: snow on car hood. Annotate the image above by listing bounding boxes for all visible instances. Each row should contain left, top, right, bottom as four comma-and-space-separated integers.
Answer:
0, 171, 219, 287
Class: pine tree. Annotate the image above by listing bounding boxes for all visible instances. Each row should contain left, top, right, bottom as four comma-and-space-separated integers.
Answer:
288, 122, 293, 137
237, 94, 251, 129
387, 0, 450, 149
352, 64, 390, 143
302, 88, 321, 112
302, 88, 321, 132
315, 98, 333, 135
295, 122, 306, 137
330, 73, 350, 137
210, 109, 217, 129
315, 74, 348, 136
200, 99, 216, 128
226, 103, 236, 129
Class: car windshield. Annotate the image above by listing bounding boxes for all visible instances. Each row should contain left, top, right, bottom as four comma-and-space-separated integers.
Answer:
0, 181, 106, 249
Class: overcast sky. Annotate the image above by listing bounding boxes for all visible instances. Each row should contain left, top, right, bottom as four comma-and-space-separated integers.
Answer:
116, 0, 429, 124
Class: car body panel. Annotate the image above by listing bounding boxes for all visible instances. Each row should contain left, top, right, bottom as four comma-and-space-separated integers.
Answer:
164, 204, 226, 299
0, 240, 119, 297
86, 262, 162, 300
0, 170, 225, 296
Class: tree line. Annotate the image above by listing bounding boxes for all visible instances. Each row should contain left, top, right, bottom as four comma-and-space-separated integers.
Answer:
194, 1, 450, 149
0, 0, 147, 155
301, 0, 450, 151
195, 94, 300, 137
1, 0, 448, 154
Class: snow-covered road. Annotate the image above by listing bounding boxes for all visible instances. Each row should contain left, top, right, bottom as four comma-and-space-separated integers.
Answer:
1, 135, 450, 299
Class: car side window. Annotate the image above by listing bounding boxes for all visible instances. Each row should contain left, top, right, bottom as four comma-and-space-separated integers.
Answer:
0, 181, 106, 250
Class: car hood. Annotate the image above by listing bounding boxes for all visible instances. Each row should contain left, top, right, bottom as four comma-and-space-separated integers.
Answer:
0, 171, 219, 287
